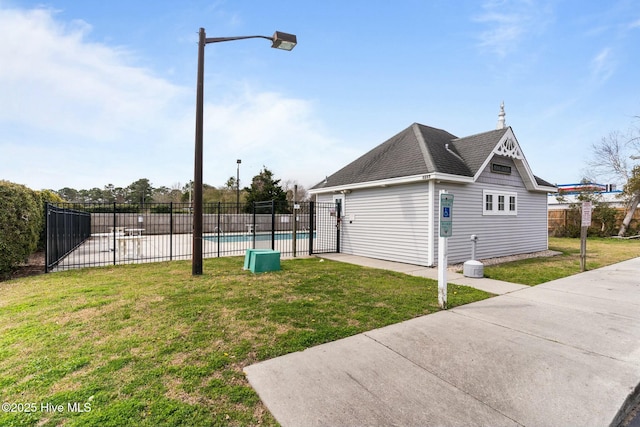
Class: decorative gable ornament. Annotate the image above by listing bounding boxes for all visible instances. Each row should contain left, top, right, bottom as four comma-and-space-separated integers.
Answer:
494, 137, 523, 159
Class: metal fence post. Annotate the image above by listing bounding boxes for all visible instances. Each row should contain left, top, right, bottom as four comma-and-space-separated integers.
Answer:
44, 202, 50, 273
170, 202, 174, 261
309, 201, 315, 255
336, 200, 341, 253
271, 200, 276, 250
217, 201, 221, 258
252, 203, 256, 249
292, 198, 297, 258
63, 206, 68, 262
113, 202, 117, 265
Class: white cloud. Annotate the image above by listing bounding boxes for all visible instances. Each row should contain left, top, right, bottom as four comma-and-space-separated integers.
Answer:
201, 86, 360, 188
0, 7, 187, 141
590, 47, 615, 82
0, 6, 350, 190
473, 0, 553, 57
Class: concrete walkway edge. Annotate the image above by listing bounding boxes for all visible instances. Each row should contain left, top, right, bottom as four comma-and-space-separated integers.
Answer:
245, 255, 640, 426
317, 253, 529, 295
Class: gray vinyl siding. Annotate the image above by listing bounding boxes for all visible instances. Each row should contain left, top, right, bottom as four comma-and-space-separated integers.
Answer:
315, 154, 549, 266
333, 183, 431, 265
434, 160, 548, 264
476, 156, 524, 187
316, 194, 333, 204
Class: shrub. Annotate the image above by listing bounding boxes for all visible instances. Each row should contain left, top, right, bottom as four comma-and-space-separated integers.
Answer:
0, 181, 43, 274
151, 204, 172, 213
37, 190, 64, 250
591, 203, 620, 237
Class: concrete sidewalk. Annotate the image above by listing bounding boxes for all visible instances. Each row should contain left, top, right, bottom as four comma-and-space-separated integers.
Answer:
316, 253, 530, 295
245, 255, 640, 426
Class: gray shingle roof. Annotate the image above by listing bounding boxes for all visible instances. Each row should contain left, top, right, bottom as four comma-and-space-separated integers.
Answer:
534, 175, 555, 187
311, 122, 554, 191
313, 123, 463, 189
451, 129, 509, 175
416, 124, 471, 177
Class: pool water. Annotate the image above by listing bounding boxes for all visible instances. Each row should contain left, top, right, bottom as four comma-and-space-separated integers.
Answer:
204, 231, 315, 243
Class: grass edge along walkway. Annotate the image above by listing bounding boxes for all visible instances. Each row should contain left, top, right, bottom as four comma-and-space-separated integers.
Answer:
483, 236, 640, 286
0, 256, 491, 427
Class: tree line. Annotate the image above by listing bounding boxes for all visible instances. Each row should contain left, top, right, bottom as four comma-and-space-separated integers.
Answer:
55, 167, 310, 205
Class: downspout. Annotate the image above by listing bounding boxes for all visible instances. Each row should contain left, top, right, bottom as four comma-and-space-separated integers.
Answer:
427, 179, 435, 266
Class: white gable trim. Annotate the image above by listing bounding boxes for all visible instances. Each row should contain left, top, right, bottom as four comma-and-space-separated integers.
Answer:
473, 128, 555, 193
309, 172, 473, 195
494, 134, 524, 159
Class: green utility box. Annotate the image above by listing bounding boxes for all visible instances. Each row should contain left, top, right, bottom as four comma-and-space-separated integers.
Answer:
243, 249, 273, 270
244, 249, 281, 273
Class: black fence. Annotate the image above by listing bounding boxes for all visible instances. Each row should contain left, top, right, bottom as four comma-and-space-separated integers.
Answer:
45, 200, 340, 272
45, 203, 92, 272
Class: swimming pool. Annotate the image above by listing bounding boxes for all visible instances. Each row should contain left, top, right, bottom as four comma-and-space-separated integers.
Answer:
204, 231, 315, 243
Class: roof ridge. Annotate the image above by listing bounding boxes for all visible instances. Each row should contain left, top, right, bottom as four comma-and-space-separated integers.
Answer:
413, 122, 453, 135
412, 123, 436, 172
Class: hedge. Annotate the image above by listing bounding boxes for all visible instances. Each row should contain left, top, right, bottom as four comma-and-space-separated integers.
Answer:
0, 181, 46, 274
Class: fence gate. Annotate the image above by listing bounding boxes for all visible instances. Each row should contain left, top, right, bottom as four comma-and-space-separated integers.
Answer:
308, 200, 341, 255
250, 200, 341, 255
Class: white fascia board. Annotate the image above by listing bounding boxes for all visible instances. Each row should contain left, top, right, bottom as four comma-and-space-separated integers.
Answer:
536, 185, 559, 193
432, 172, 474, 183
308, 173, 472, 194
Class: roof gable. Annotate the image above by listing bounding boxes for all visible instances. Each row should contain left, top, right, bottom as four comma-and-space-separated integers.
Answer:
311, 123, 459, 190
311, 122, 556, 193
469, 127, 555, 192
450, 128, 509, 175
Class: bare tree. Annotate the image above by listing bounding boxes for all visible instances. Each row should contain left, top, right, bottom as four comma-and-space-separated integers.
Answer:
620, 166, 640, 236
589, 131, 631, 180
589, 123, 640, 236
282, 179, 310, 202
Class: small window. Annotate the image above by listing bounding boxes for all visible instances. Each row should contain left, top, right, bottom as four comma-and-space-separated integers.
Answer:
483, 190, 517, 216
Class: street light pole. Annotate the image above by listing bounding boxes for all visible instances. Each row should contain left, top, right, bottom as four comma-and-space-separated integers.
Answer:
236, 159, 241, 214
193, 28, 206, 276
192, 28, 297, 276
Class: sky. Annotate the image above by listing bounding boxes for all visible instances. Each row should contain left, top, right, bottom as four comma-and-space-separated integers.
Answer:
1, 0, 639, 192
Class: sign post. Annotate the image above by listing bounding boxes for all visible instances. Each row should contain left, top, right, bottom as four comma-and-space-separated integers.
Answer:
580, 201, 592, 272
438, 191, 454, 309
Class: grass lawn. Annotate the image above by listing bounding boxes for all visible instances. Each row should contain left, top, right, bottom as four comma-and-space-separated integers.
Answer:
483, 236, 640, 285
0, 257, 491, 427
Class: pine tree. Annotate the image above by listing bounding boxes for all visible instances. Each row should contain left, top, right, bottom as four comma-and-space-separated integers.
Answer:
243, 167, 288, 213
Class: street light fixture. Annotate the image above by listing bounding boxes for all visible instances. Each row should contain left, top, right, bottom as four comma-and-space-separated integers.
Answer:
192, 28, 297, 276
